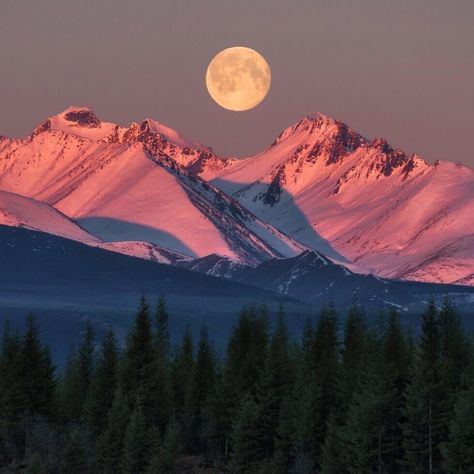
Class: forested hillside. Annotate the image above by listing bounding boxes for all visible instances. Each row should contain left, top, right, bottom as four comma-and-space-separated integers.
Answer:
0, 298, 473, 473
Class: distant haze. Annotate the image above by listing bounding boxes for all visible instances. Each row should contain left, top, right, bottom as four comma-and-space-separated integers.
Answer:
0, 0, 473, 166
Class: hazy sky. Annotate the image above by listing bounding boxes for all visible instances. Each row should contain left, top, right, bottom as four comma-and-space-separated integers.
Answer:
1, 0, 473, 165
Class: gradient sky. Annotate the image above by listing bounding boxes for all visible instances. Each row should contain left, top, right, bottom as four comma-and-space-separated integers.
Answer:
1, 0, 473, 165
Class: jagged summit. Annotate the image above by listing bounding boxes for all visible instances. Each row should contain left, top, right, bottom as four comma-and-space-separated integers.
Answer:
34, 107, 208, 152
29, 106, 118, 141
1, 106, 472, 286
270, 113, 366, 164
207, 113, 473, 286
117, 118, 203, 149
268, 114, 428, 179
141, 118, 206, 150
60, 106, 101, 128
0, 110, 307, 266
24, 107, 426, 178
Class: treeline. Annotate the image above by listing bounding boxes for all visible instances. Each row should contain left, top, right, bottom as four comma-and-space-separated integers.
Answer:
0, 297, 473, 473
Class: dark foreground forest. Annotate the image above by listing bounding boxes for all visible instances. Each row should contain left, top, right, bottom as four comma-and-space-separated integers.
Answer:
0, 298, 473, 473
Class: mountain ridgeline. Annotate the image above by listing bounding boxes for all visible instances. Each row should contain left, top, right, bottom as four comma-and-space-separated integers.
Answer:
0, 106, 472, 288
0, 107, 473, 321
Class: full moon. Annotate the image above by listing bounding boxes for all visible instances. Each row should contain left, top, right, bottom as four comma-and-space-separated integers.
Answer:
206, 47, 271, 112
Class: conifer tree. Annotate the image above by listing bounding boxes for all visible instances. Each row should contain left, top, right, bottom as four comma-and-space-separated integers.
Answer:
438, 297, 470, 383
320, 414, 346, 474
60, 346, 82, 423
171, 325, 194, 425
339, 301, 367, 410
307, 303, 340, 467
291, 314, 320, 471
271, 395, 295, 474
61, 429, 88, 474
254, 303, 270, 366
383, 307, 411, 388
121, 296, 170, 431
148, 357, 172, 434
120, 398, 148, 474
61, 322, 96, 423
301, 318, 314, 354
155, 295, 170, 362
20, 314, 56, 419
402, 300, 446, 474
0, 324, 26, 461
256, 306, 292, 460
438, 296, 471, 427
441, 364, 474, 472
84, 329, 119, 436
321, 302, 367, 473
147, 419, 182, 474
291, 368, 322, 472
382, 306, 411, 471
95, 389, 130, 473
229, 393, 263, 474
185, 325, 216, 453
201, 371, 228, 458
341, 341, 396, 474
77, 321, 96, 412
218, 305, 269, 459
121, 297, 155, 402
224, 305, 269, 401
313, 303, 340, 402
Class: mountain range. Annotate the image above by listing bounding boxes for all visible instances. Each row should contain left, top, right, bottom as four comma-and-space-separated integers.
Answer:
0, 106, 473, 318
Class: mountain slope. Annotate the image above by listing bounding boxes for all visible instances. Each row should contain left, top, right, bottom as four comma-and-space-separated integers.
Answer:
1, 108, 472, 286
0, 224, 286, 300
0, 190, 100, 244
207, 114, 474, 285
0, 107, 305, 264
0, 190, 196, 265
178, 251, 474, 314
0, 225, 305, 363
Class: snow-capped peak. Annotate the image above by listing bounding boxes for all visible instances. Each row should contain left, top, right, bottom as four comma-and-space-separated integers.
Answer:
207, 112, 473, 286
32, 106, 118, 141
1, 107, 472, 287
141, 118, 206, 150
58, 106, 101, 127
111, 118, 232, 177
270, 112, 364, 154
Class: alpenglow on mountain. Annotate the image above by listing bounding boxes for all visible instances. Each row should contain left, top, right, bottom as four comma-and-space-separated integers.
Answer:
0, 106, 472, 286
